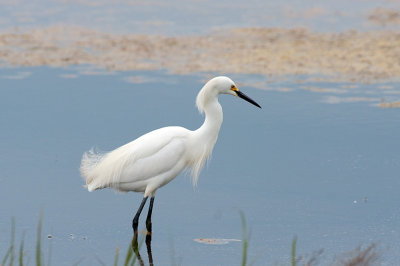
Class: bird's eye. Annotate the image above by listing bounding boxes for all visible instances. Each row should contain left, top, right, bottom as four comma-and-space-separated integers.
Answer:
230, 85, 238, 91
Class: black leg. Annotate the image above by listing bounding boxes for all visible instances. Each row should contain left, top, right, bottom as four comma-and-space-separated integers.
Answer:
131, 197, 148, 266
146, 197, 155, 233
145, 197, 155, 265
132, 196, 148, 234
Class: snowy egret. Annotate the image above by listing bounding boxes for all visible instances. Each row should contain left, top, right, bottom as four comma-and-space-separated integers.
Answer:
80, 76, 261, 234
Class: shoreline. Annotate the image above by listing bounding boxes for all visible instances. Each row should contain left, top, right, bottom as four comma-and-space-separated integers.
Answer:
1, 26, 399, 84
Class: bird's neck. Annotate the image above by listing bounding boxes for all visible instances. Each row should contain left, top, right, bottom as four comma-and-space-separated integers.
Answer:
196, 98, 223, 142
187, 97, 223, 186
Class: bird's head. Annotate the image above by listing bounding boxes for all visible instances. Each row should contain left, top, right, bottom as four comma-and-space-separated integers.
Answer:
196, 76, 261, 113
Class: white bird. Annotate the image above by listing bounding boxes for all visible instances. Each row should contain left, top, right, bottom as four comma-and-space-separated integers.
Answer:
80, 76, 261, 234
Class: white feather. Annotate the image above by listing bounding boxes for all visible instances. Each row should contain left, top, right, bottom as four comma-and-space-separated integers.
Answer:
80, 76, 240, 197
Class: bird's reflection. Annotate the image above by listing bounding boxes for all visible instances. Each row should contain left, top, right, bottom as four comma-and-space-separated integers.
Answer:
131, 217, 154, 265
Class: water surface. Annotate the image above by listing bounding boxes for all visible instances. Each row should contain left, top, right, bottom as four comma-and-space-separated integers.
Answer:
0, 67, 399, 265
1, 0, 399, 34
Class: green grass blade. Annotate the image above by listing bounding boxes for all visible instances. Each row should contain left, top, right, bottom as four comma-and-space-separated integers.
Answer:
123, 245, 133, 266
123, 235, 144, 266
130, 236, 144, 266
10, 217, 16, 266
3, 218, 16, 266
19, 232, 25, 266
2, 246, 12, 266
113, 247, 120, 266
239, 210, 248, 266
291, 236, 297, 266
36, 212, 43, 266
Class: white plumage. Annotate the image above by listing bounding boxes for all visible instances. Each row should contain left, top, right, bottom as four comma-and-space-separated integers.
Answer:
81, 126, 190, 195
80, 76, 260, 215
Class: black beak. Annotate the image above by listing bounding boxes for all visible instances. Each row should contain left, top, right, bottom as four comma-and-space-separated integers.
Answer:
236, 90, 261, 108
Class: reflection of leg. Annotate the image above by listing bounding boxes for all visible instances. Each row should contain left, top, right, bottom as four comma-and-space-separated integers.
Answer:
131, 235, 145, 266
146, 197, 155, 266
146, 231, 154, 266
146, 197, 155, 233
132, 197, 148, 266
132, 197, 148, 234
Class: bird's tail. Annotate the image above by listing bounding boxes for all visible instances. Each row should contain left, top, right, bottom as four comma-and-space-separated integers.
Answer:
80, 148, 104, 191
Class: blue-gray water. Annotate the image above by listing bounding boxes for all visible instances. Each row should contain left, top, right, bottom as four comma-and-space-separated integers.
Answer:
1, 0, 399, 34
1, 67, 399, 265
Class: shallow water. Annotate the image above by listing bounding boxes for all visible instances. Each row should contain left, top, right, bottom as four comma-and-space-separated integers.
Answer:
0, 67, 399, 265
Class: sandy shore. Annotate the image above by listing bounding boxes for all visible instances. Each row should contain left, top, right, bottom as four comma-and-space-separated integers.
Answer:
1, 26, 400, 84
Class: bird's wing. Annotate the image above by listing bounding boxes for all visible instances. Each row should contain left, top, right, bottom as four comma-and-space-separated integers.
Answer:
81, 126, 190, 191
